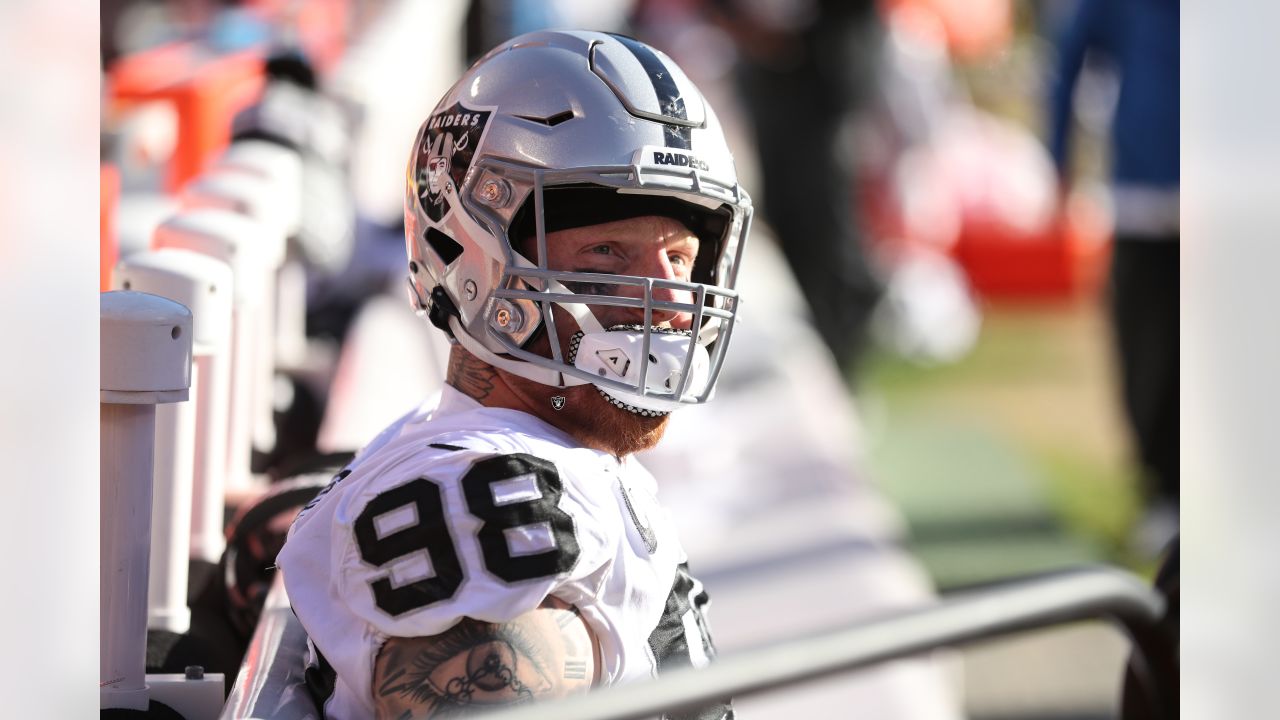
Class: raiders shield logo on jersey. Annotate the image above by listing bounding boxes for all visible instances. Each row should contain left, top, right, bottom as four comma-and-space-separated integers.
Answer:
414, 101, 494, 222
618, 480, 658, 555
551, 396, 566, 410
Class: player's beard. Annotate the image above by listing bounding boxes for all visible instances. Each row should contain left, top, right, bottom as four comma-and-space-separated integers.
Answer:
496, 376, 669, 458
543, 383, 670, 458
505, 318, 672, 458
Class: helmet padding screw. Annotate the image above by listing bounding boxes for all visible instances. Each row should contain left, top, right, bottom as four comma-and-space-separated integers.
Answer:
493, 300, 524, 333
478, 179, 511, 207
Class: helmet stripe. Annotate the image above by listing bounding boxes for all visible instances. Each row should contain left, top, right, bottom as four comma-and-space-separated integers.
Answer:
608, 34, 693, 150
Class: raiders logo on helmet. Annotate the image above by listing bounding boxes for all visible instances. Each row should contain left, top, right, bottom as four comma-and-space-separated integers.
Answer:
413, 102, 494, 222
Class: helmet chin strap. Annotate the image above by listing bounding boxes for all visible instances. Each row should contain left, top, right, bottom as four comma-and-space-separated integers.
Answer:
570, 327, 711, 414
462, 251, 704, 404
451, 279, 707, 410
508, 251, 607, 337
544, 277, 606, 336
448, 315, 593, 388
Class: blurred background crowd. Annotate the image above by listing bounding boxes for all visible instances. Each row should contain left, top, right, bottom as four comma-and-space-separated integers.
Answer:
95, 1, 1178, 718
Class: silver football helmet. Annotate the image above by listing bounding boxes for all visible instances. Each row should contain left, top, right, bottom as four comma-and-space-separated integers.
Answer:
404, 30, 751, 414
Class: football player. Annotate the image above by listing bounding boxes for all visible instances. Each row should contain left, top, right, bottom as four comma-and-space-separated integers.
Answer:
277, 30, 752, 719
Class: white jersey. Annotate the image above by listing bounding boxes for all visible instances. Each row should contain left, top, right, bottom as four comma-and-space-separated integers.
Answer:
278, 387, 727, 719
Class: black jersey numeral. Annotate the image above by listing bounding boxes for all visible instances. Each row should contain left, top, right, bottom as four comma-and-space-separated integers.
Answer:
353, 478, 464, 616
461, 454, 581, 582
353, 454, 580, 617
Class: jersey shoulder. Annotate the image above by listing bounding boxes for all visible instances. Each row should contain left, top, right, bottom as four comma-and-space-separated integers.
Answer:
310, 423, 620, 640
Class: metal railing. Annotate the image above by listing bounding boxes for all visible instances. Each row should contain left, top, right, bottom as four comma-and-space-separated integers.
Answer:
221, 565, 1175, 720
487, 565, 1176, 720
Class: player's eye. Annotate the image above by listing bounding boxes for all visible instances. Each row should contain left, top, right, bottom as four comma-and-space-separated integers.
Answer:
579, 243, 626, 267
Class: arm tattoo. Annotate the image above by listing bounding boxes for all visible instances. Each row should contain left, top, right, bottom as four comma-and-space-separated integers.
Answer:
446, 348, 497, 402
376, 619, 542, 714
373, 600, 597, 719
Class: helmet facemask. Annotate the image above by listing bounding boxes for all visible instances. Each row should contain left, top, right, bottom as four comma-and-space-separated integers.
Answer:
485, 181, 744, 415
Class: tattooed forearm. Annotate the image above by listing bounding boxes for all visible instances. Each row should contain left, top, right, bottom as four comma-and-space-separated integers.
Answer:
373, 598, 598, 719
563, 660, 588, 680
375, 619, 546, 718
446, 347, 497, 402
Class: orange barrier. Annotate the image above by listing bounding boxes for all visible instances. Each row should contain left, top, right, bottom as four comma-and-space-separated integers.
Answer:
859, 106, 1111, 301
109, 43, 265, 192
101, 164, 120, 292
950, 197, 1111, 299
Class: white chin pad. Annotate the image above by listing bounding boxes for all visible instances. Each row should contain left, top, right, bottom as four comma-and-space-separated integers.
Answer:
572, 327, 710, 413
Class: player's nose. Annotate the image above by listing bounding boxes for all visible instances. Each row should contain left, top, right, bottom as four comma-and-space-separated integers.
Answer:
623, 251, 694, 329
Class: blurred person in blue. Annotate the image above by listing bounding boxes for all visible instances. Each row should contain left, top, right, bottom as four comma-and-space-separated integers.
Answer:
1047, 0, 1179, 548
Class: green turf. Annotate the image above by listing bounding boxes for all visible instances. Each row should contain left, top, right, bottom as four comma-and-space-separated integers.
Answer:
857, 302, 1145, 589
